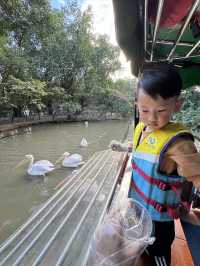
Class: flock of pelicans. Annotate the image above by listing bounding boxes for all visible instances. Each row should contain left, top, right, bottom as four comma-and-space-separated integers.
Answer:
16, 137, 88, 177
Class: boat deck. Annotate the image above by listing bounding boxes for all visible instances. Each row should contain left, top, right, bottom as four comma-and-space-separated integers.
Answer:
171, 220, 194, 266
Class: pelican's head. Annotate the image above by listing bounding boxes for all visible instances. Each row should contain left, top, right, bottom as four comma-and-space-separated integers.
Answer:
25, 154, 34, 160
15, 154, 34, 168
55, 152, 70, 165
63, 152, 70, 157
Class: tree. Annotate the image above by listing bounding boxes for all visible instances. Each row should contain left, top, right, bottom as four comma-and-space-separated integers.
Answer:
4, 76, 47, 121
43, 86, 68, 118
174, 86, 200, 130
0, 0, 124, 119
74, 34, 121, 107
0, 0, 54, 81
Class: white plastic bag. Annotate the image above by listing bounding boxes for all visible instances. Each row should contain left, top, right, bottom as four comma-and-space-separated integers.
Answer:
87, 199, 154, 266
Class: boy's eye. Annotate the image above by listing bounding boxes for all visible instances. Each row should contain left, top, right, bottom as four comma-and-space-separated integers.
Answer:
158, 109, 166, 112
142, 110, 148, 113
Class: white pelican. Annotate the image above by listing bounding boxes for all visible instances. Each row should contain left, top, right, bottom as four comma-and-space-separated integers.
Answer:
80, 137, 88, 147
55, 152, 85, 168
16, 154, 55, 176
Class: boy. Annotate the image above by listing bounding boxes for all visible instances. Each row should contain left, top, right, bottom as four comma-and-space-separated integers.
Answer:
131, 65, 200, 266
112, 65, 200, 265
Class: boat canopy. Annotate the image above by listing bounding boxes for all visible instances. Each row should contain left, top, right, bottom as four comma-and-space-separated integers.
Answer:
112, 0, 200, 87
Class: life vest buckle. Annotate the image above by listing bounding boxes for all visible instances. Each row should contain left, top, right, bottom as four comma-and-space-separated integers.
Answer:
167, 205, 180, 219
158, 182, 170, 191
154, 202, 167, 212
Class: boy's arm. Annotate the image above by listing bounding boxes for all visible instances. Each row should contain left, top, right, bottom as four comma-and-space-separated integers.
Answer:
181, 208, 200, 225
109, 140, 133, 152
162, 138, 200, 225
160, 137, 200, 187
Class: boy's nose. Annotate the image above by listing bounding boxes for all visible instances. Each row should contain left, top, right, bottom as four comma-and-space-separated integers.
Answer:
149, 112, 157, 121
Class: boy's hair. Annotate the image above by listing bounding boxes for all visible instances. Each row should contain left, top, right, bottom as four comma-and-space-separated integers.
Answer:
137, 64, 182, 99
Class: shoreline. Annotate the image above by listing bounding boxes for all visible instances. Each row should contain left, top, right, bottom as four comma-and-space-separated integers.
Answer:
0, 116, 126, 139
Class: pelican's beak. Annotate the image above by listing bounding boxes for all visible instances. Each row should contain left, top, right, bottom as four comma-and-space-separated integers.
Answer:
55, 155, 64, 165
15, 158, 28, 168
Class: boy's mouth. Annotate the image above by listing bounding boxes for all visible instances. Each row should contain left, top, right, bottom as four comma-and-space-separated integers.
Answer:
148, 123, 158, 127
147, 123, 161, 131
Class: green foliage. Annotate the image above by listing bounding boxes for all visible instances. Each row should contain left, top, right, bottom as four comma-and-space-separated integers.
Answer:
0, 84, 10, 116
4, 75, 47, 114
62, 101, 82, 115
44, 86, 69, 117
174, 86, 200, 130
0, 0, 131, 120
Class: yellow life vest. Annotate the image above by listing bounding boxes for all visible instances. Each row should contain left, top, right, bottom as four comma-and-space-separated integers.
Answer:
133, 121, 192, 155
130, 121, 193, 221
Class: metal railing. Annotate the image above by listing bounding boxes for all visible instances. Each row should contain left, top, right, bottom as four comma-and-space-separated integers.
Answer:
145, 0, 200, 63
0, 149, 124, 266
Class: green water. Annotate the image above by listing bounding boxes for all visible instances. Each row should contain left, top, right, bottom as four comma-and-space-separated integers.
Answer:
0, 120, 130, 242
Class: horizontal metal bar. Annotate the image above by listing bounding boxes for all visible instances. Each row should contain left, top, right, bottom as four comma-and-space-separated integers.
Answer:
0, 152, 104, 265
56, 158, 116, 266
148, 53, 200, 62
0, 151, 99, 255
148, 40, 194, 47
12, 151, 110, 266
82, 154, 126, 266
31, 151, 112, 266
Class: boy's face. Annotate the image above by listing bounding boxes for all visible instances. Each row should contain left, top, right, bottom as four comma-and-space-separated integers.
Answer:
136, 89, 182, 132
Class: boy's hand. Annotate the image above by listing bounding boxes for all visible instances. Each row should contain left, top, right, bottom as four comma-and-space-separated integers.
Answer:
109, 140, 128, 152
182, 208, 200, 226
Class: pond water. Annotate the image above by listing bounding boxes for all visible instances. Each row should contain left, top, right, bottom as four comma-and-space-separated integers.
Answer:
0, 120, 130, 242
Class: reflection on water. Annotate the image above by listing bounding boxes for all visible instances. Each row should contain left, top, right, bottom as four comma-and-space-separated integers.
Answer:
0, 120, 129, 242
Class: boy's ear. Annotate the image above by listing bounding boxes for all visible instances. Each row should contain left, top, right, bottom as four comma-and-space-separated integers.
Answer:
174, 98, 183, 112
